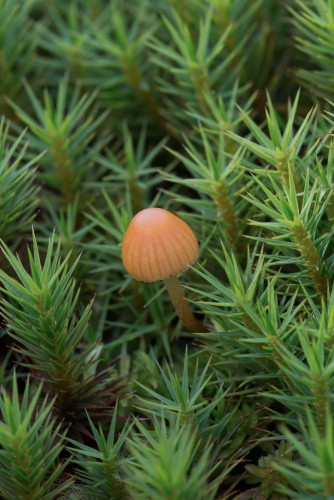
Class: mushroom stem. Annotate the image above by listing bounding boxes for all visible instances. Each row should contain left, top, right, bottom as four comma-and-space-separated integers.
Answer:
163, 276, 207, 333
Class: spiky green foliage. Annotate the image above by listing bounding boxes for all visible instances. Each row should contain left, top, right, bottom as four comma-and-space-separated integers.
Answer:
9, 75, 109, 205
275, 411, 334, 498
164, 128, 249, 250
291, 0, 334, 98
125, 416, 226, 500
88, 3, 161, 127
67, 403, 131, 499
0, 0, 38, 116
0, 373, 72, 499
92, 124, 168, 213
0, 118, 40, 243
2, 1, 334, 498
35, 1, 109, 82
227, 92, 320, 186
148, 7, 242, 135
0, 232, 129, 433
136, 352, 225, 433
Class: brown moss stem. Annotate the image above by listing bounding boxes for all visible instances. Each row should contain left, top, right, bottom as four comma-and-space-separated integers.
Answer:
192, 64, 211, 115
326, 189, 334, 223
292, 220, 328, 301
312, 376, 330, 436
103, 460, 128, 500
213, 180, 238, 248
12, 438, 45, 499
276, 155, 302, 195
123, 60, 172, 136
37, 300, 78, 410
51, 138, 76, 204
240, 308, 262, 336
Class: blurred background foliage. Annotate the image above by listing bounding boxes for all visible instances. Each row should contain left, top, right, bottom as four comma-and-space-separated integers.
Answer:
1, 0, 334, 498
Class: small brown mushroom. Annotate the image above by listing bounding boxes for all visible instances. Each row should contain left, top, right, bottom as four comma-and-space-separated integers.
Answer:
122, 208, 206, 332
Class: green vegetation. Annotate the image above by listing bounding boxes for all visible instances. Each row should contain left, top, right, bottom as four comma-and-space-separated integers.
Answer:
1, 0, 334, 498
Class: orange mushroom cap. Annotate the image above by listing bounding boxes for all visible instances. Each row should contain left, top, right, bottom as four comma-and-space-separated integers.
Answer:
122, 208, 199, 282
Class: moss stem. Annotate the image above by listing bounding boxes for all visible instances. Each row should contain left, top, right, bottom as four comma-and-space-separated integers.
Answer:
292, 220, 328, 301
312, 375, 330, 436
213, 180, 238, 248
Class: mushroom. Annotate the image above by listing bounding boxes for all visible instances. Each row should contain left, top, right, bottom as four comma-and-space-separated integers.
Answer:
122, 208, 206, 332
